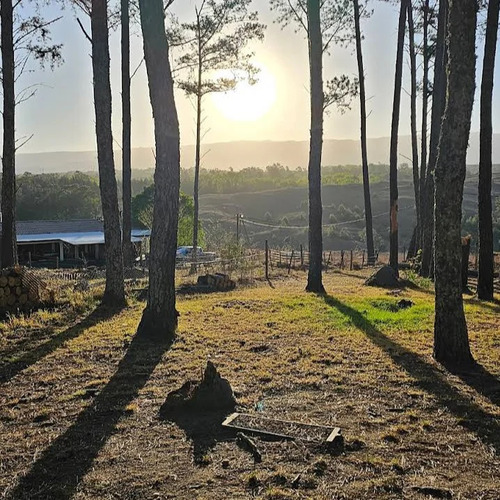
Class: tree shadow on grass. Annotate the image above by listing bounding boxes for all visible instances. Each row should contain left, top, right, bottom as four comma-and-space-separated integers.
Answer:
159, 406, 234, 465
321, 294, 500, 454
8, 330, 172, 500
0, 305, 123, 384
455, 364, 500, 409
337, 271, 369, 281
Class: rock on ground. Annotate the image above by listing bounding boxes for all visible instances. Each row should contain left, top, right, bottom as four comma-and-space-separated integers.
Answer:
365, 266, 401, 288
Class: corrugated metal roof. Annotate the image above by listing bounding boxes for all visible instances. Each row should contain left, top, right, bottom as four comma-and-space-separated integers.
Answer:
18, 231, 146, 245
0, 220, 150, 245
1, 219, 105, 236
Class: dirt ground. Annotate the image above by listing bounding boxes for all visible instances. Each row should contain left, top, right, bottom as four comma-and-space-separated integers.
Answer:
0, 270, 499, 499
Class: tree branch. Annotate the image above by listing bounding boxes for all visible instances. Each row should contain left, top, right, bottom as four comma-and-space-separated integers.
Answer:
77, 17, 92, 44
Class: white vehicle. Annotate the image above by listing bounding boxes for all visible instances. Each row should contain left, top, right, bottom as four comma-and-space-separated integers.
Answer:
176, 246, 216, 261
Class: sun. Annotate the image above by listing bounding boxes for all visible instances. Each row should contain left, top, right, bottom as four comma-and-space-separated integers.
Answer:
211, 65, 277, 122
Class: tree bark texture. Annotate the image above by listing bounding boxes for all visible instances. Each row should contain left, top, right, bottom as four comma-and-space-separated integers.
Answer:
478, 0, 499, 301
408, 2, 420, 255
121, 0, 133, 267
421, 0, 447, 278
419, 0, 430, 252
354, 0, 375, 265
1, 0, 17, 268
389, 0, 408, 275
192, 16, 203, 270
91, 0, 125, 306
306, 0, 325, 293
433, 0, 476, 369
138, 0, 180, 338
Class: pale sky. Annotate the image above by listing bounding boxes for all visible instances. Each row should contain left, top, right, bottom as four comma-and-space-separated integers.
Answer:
12, 1, 497, 155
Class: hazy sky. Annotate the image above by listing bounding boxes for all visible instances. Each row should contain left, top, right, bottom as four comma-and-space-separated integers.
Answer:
13, 1, 497, 155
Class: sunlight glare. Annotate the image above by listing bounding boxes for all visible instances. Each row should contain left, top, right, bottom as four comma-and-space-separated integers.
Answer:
211, 65, 277, 122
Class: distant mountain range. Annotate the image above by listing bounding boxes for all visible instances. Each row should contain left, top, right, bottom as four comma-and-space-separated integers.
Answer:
16, 132, 498, 174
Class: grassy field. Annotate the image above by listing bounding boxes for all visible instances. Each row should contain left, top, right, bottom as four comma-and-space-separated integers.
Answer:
0, 271, 499, 499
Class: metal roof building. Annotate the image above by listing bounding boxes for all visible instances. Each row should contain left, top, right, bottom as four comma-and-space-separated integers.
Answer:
0, 220, 150, 266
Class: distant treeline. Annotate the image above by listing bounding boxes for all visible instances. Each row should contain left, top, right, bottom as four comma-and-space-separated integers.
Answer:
16, 172, 101, 221
179, 164, 408, 195
128, 163, 413, 196
9, 167, 498, 248
11, 165, 401, 221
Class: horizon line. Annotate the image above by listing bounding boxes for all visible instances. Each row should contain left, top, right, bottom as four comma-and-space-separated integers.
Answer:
18, 131, 486, 156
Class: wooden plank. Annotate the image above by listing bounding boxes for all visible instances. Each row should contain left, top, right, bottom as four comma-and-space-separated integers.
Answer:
326, 427, 342, 443
222, 412, 341, 443
222, 412, 239, 427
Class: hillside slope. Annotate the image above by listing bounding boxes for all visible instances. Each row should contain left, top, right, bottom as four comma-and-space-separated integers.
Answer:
201, 172, 500, 251
17, 132, 500, 173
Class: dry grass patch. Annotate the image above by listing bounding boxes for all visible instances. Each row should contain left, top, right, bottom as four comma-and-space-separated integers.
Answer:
0, 271, 499, 499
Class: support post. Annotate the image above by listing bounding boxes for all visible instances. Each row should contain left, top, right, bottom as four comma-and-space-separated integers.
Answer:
300, 244, 304, 268
236, 213, 240, 245
350, 249, 353, 271
265, 240, 269, 280
288, 250, 294, 275
59, 241, 64, 262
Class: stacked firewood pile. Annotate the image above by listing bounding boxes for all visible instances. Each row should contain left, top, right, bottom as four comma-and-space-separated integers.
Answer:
0, 267, 52, 313
197, 273, 236, 291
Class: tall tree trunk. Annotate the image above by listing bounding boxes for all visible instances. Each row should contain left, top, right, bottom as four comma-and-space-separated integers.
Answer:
138, 0, 180, 338
419, 0, 430, 252
192, 17, 202, 271
191, 90, 201, 270
408, 1, 420, 255
1, 0, 17, 268
434, 0, 476, 369
306, 0, 325, 293
354, 0, 375, 265
91, 0, 125, 306
478, 0, 499, 301
389, 0, 408, 275
421, 0, 447, 278
121, 0, 133, 267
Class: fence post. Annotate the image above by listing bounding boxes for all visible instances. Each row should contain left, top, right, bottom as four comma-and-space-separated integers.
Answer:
340, 250, 345, 269
300, 244, 304, 268
350, 250, 353, 271
236, 213, 240, 245
265, 240, 269, 280
326, 251, 332, 270
362, 250, 365, 267
288, 250, 295, 275
28, 252, 32, 268
56, 256, 59, 269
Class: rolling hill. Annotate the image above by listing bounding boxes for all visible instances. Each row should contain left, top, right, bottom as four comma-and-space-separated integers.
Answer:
16, 132, 500, 173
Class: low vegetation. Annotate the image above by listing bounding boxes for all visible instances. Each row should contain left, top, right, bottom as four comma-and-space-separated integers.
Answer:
1, 271, 498, 498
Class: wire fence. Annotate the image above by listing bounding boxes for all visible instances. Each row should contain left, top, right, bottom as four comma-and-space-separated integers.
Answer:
18, 246, 500, 297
